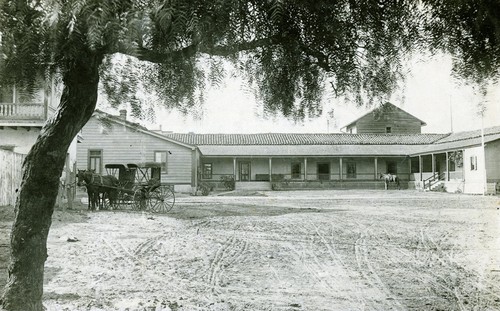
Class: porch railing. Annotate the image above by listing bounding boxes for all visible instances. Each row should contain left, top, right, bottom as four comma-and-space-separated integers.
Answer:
0, 102, 45, 120
423, 172, 445, 190
200, 172, 406, 182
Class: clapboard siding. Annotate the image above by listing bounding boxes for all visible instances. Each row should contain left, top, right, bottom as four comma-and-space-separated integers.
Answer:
0, 149, 25, 206
77, 117, 193, 184
351, 109, 422, 134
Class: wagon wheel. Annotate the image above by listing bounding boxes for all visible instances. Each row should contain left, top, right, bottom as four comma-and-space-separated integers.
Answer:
132, 188, 147, 211
118, 190, 133, 209
149, 185, 175, 213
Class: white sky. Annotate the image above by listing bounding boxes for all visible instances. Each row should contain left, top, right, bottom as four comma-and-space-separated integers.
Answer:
104, 53, 500, 134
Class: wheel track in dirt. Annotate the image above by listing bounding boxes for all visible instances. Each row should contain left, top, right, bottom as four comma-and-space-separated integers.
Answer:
417, 228, 500, 308
204, 235, 248, 295
274, 220, 355, 302
308, 221, 371, 307
353, 222, 404, 310
99, 232, 200, 300
363, 221, 500, 309
133, 233, 172, 258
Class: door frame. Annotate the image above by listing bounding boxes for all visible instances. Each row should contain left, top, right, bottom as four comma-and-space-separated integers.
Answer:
239, 161, 251, 181
317, 162, 330, 180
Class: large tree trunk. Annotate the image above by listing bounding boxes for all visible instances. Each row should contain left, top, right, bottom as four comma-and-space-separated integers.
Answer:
1, 52, 103, 311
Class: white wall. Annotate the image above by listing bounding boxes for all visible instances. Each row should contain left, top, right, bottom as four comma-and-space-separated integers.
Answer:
463, 146, 486, 194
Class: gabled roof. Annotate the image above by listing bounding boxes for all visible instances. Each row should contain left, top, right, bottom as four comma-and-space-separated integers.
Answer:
91, 110, 195, 150
163, 133, 447, 146
340, 102, 427, 130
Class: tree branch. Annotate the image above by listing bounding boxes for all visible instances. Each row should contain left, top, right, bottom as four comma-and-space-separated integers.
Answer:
119, 36, 283, 64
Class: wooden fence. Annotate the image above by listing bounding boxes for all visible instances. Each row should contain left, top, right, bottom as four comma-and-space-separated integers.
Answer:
0, 149, 25, 206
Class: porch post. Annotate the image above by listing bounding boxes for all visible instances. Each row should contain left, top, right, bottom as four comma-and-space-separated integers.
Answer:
192, 149, 198, 190
331, 158, 335, 180
12, 84, 16, 103
431, 154, 435, 176
339, 157, 343, 180
304, 157, 308, 181
445, 152, 449, 181
408, 157, 412, 181
374, 157, 378, 180
233, 157, 237, 181
462, 149, 465, 181
269, 157, 272, 182
419, 155, 422, 181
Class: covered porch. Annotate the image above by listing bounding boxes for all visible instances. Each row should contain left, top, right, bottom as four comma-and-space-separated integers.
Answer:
409, 150, 464, 191
198, 156, 412, 190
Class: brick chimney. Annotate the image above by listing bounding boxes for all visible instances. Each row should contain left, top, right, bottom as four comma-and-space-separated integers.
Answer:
119, 109, 127, 120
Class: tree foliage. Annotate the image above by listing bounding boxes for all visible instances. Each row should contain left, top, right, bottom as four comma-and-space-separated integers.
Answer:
2, 0, 499, 118
423, 0, 500, 85
4, 0, 498, 121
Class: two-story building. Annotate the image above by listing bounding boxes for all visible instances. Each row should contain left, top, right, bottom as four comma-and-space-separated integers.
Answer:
0, 81, 59, 154
0, 80, 80, 205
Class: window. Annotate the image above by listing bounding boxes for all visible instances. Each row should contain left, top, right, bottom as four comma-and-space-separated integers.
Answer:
88, 150, 102, 174
470, 156, 477, 171
154, 151, 168, 172
346, 162, 356, 179
386, 127, 392, 133
202, 163, 213, 179
291, 162, 301, 179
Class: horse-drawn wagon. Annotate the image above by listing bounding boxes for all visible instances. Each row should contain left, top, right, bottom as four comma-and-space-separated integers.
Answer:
77, 162, 175, 213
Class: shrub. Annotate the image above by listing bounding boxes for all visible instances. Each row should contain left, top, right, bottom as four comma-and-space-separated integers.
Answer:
197, 182, 212, 196
220, 175, 235, 191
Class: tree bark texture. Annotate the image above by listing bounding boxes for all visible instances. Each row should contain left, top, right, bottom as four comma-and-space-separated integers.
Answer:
1, 52, 103, 311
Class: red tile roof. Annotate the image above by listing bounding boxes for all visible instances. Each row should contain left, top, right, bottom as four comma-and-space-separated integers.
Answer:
163, 133, 448, 146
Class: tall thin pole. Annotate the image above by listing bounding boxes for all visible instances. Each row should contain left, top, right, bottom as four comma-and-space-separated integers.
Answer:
481, 113, 486, 196
449, 95, 453, 133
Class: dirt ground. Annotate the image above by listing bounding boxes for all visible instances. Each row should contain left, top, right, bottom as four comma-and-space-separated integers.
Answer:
2, 190, 500, 311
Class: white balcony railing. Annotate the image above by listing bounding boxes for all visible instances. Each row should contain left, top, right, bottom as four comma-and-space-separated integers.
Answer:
0, 102, 45, 121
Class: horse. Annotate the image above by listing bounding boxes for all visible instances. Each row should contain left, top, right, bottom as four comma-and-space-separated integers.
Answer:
77, 169, 99, 210
77, 170, 119, 210
379, 173, 400, 190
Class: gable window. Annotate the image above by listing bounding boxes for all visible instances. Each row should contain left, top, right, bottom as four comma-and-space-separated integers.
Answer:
470, 156, 477, 171
202, 163, 213, 179
346, 162, 356, 179
386, 127, 392, 133
154, 151, 168, 173
291, 162, 301, 179
88, 149, 102, 174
